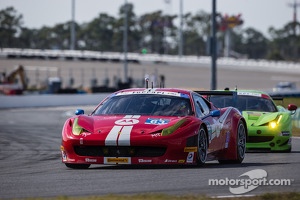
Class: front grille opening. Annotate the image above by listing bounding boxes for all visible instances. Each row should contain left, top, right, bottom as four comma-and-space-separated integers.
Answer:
74, 146, 166, 157
247, 136, 274, 143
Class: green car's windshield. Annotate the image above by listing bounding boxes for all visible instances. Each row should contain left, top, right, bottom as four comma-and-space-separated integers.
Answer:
93, 94, 192, 116
210, 95, 277, 112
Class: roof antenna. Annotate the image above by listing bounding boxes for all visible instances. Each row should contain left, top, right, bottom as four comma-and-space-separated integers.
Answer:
145, 77, 149, 89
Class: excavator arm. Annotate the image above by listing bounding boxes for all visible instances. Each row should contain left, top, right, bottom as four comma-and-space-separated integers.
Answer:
0, 65, 27, 95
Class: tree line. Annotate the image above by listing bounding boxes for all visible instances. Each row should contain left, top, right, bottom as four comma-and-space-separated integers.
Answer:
1, 4, 300, 61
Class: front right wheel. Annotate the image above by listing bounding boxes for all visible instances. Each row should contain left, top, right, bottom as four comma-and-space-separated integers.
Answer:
235, 121, 246, 163
219, 121, 246, 164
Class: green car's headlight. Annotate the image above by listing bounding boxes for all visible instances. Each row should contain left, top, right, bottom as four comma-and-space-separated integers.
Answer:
268, 115, 282, 129
269, 121, 277, 129
161, 119, 186, 136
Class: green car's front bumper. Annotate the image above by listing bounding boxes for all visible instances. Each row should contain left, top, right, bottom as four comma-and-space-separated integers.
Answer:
246, 126, 292, 152
243, 110, 293, 152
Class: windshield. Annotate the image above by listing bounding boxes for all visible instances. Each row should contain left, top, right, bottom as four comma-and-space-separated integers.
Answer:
93, 94, 192, 116
210, 95, 277, 112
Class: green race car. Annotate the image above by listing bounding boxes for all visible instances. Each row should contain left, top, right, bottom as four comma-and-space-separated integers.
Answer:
200, 90, 297, 152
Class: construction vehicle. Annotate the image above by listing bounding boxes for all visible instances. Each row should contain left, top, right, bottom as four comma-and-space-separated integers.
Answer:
0, 65, 27, 95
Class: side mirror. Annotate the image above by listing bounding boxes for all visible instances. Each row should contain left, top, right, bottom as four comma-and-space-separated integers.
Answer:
287, 104, 297, 111
75, 109, 84, 115
287, 104, 297, 115
210, 110, 221, 117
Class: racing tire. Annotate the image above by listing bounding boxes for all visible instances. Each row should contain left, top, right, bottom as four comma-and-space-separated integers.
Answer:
235, 121, 247, 163
65, 163, 91, 169
219, 121, 246, 164
196, 127, 208, 166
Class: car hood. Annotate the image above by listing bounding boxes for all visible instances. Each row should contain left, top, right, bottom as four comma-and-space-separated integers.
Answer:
76, 114, 191, 135
242, 111, 279, 126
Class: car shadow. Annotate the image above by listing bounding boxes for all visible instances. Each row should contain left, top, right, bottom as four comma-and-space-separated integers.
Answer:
86, 161, 289, 170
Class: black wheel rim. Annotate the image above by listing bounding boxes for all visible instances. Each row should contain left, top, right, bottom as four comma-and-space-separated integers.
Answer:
198, 129, 207, 163
238, 123, 246, 159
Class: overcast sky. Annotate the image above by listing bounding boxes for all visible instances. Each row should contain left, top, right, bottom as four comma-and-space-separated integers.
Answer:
0, 0, 296, 37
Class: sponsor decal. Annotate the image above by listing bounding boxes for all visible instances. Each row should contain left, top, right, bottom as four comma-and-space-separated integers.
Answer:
116, 89, 183, 97
184, 147, 197, 152
85, 158, 97, 163
81, 132, 91, 137
61, 151, 67, 162
138, 159, 152, 163
106, 157, 130, 164
151, 133, 162, 138
186, 152, 194, 163
210, 108, 232, 142
145, 118, 170, 125
178, 160, 185, 163
237, 92, 261, 97
164, 159, 177, 163
61, 146, 68, 162
225, 131, 230, 148
115, 118, 139, 125
281, 131, 290, 136
205, 121, 213, 140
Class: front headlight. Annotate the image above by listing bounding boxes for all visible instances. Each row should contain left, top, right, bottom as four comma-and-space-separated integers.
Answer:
269, 121, 277, 129
72, 118, 83, 135
268, 115, 282, 129
161, 119, 186, 136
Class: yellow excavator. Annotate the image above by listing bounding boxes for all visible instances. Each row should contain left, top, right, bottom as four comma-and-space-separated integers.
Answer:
0, 65, 27, 95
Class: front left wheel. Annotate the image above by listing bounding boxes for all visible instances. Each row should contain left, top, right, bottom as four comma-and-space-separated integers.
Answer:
196, 127, 208, 166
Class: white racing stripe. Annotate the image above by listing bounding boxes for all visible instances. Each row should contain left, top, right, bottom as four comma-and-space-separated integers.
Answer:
105, 115, 141, 146
124, 115, 141, 119
118, 126, 133, 146
105, 125, 122, 146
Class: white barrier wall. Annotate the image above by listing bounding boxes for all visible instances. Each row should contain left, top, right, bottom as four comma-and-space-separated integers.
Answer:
0, 93, 108, 109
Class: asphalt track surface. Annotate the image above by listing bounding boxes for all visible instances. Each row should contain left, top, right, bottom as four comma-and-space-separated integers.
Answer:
1, 106, 300, 199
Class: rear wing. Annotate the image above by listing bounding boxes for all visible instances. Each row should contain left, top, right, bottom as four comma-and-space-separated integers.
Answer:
195, 91, 236, 96
194, 90, 239, 109
194, 90, 237, 101
196, 90, 282, 101
269, 96, 284, 101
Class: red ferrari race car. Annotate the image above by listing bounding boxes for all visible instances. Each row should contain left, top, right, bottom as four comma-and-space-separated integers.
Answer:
61, 88, 247, 169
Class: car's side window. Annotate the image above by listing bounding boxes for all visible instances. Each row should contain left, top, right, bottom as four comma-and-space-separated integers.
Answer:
192, 94, 210, 118
199, 97, 210, 115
